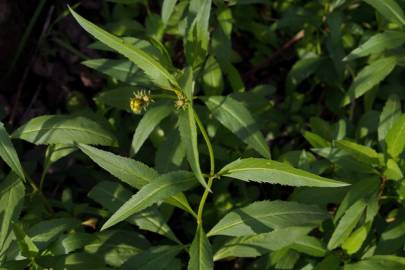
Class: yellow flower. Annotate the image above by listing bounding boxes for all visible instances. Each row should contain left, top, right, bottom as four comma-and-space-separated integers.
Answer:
129, 89, 154, 114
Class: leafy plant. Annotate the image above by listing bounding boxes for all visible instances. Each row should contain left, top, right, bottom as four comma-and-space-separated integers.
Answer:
1, 0, 405, 269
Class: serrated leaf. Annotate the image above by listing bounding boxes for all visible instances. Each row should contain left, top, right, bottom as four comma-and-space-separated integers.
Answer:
0, 122, 25, 181
327, 199, 367, 250
78, 144, 158, 189
385, 114, 405, 158
0, 173, 25, 254
122, 245, 183, 270
78, 144, 194, 215
88, 181, 179, 242
213, 227, 311, 261
131, 103, 172, 155
204, 96, 270, 158
290, 236, 326, 257
69, 7, 180, 91
363, 0, 405, 27
178, 107, 207, 188
208, 200, 328, 236
344, 255, 405, 270
101, 171, 197, 230
344, 31, 405, 61
82, 58, 140, 84
202, 56, 224, 96
12, 115, 117, 146
188, 226, 213, 270
335, 140, 382, 165
341, 57, 397, 106
378, 94, 402, 142
219, 158, 349, 187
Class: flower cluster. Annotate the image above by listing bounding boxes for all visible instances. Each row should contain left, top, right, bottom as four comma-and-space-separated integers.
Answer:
129, 90, 154, 114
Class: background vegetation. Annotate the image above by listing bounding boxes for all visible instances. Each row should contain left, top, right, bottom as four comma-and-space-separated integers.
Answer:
1, 0, 405, 269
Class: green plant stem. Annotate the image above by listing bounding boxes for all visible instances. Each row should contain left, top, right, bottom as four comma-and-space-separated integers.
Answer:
193, 111, 215, 176
197, 177, 214, 225
26, 174, 54, 215
193, 110, 216, 225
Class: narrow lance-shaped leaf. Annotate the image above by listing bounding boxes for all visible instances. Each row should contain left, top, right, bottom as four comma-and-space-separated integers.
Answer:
188, 225, 213, 270
341, 57, 397, 106
78, 144, 194, 215
344, 255, 405, 270
178, 68, 207, 188
204, 96, 270, 159
213, 227, 312, 261
219, 158, 349, 187
88, 181, 179, 243
344, 31, 405, 61
161, 0, 178, 24
385, 114, 405, 158
101, 171, 197, 231
208, 200, 329, 237
378, 94, 402, 142
12, 115, 117, 146
122, 245, 183, 270
327, 199, 367, 250
69, 7, 180, 91
363, 0, 405, 27
131, 103, 173, 156
0, 122, 25, 181
0, 173, 25, 253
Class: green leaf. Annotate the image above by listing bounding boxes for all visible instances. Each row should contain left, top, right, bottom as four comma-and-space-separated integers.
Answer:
12, 115, 117, 146
178, 108, 207, 188
69, 7, 180, 91
204, 96, 270, 159
185, 0, 212, 69
208, 200, 328, 236
327, 199, 367, 250
82, 58, 140, 84
84, 230, 150, 267
78, 144, 158, 189
79, 144, 193, 215
0, 173, 25, 254
344, 31, 405, 61
48, 233, 96, 255
219, 158, 349, 187
378, 94, 402, 142
290, 236, 326, 257
131, 103, 172, 155
188, 226, 213, 270
155, 129, 186, 173
342, 224, 368, 255
341, 57, 397, 106
213, 227, 311, 261
202, 56, 224, 96
344, 255, 405, 270
122, 245, 183, 270
101, 171, 197, 230
13, 223, 39, 259
335, 140, 382, 165
286, 56, 324, 93
89, 181, 179, 242
363, 0, 405, 27
0, 122, 25, 181
384, 159, 403, 180
385, 114, 405, 158
95, 87, 135, 111
162, 0, 178, 24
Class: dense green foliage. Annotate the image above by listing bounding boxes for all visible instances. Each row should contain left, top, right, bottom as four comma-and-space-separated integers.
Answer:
1, 0, 405, 269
